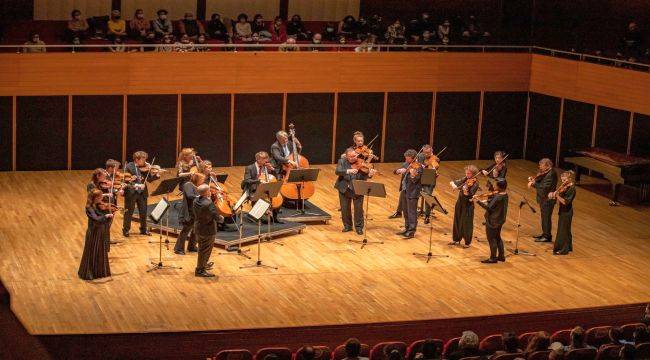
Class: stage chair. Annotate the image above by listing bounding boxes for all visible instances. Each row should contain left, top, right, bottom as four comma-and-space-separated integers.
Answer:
405, 339, 444, 360
635, 342, 650, 359
479, 334, 504, 354
527, 350, 551, 360
255, 347, 292, 360
215, 349, 254, 360
492, 353, 524, 360
442, 337, 461, 359
369, 341, 407, 360
550, 329, 572, 345
517, 332, 540, 349
620, 323, 645, 341
294, 346, 331, 360
585, 326, 612, 348
565, 347, 597, 360
595, 345, 621, 360
332, 343, 370, 360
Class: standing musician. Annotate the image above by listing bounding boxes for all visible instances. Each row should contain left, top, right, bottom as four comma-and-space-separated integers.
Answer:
449, 165, 480, 247
122, 151, 161, 237
270, 130, 302, 179
394, 149, 423, 239
173, 172, 205, 255
242, 151, 282, 223
549, 170, 576, 255
176, 147, 202, 191
87, 168, 122, 248
192, 184, 219, 278
474, 179, 509, 263
78, 189, 113, 280
482, 151, 507, 191
335, 148, 377, 234
527, 158, 558, 243
419, 144, 439, 224
201, 160, 236, 231
105, 159, 122, 203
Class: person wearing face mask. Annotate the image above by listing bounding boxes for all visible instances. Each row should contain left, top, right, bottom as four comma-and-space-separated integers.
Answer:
338, 15, 357, 39
179, 12, 205, 41
66, 9, 89, 43
323, 23, 337, 41
23, 32, 46, 53
175, 34, 195, 52
140, 31, 157, 52
251, 14, 272, 41
356, 17, 370, 40
386, 19, 406, 45
287, 14, 311, 40
195, 34, 210, 52
129, 9, 150, 40
208, 13, 229, 42
279, 37, 300, 52
308, 33, 322, 51
269, 16, 287, 42
156, 35, 174, 52
247, 33, 263, 51
437, 20, 451, 45
153, 9, 173, 39
107, 10, 127, 41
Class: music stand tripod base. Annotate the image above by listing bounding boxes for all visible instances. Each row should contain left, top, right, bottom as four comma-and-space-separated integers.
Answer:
239, 199, 278, 270
147, 261, 182, 272
412, 192, 449, 263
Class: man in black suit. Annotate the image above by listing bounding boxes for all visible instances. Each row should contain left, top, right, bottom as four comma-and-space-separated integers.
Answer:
394, 149, 423, 239
476, 178, 509, 263
241, 151, 282, 223
270, 130, 301, 179
527, 158, 558, 243
192, 184, 219, 277
122, 151, 160, 237
174, 173, 204, 255
334, 148, 377, 234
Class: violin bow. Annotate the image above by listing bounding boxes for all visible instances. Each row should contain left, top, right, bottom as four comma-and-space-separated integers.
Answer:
366, 134, 380, 148
141, 156, 156, 185
435, 146, 447, 158
483, 153, 509, 173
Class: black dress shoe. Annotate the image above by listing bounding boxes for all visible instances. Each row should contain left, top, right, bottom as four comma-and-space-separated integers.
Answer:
533, 234, 544, 239
403, 232, 415, 239
388, 212, 402, 219
481, 258, 498, 264
195, 270, 215, 278
342, 227, 353, 233
187, 246, 198, 252
424, 217, 430, 224
206, 262, 214, 270
534, 237, 552, 243
396, 230, 407, 236
174, 249, 185, 255
356, 228, 364, 235
497, 257, 506, 262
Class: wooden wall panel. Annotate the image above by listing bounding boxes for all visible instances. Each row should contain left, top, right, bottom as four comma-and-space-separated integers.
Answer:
233, 94, 283, 166
595, 106, 630, 154
0, 97, 11, 171
288, 0, 360, 21
71, 95, 123, 170
525, 93, 560, 162
384, 92, 432, 162
559, 100, 594, 167
434, 92, 480, 161
122, 0, 197, 20
285, 93, 334, 165
126, 95, 177, 168
479, 92, 527, 160
181, 94, 231, 167
206, 0, 280, 20
335, 92, 384, 160
631, 113, 650, 158
16, 96, 68, 170
34, 0, 112, 20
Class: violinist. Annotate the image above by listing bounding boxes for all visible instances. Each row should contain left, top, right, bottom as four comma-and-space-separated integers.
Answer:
449, 165, 480, 247
174, 172, 205, 255
192, 184, 219, 278
550, 171, 576, 255
242, 151, 282, 223
78, 189, 112, 280
176, 147, 201, 191
87, 168, 121, 247
271, 130, 302, 179
474, 179, 509, 263
334, 148, 377, 234
482, 151, 507, 192
527, 158, 558, 243
419, 144, 438, 224
394, 149, 423, 239
122, 151, 161, 237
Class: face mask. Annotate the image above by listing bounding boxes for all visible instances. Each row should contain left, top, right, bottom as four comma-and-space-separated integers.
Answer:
114, 16, 121, 20
32, 37, 39, 42
160, 15, 167, 20
74, 15, 81, 20
326, 27, 334, 33
313, 39, 321, 44
137, 14, 144, 19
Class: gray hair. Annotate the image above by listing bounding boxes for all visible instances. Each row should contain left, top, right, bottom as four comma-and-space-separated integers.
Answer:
197, 184, 210, 195
276, 131, 288, 139
465, 165, 479, 176
459, 331, 479, 349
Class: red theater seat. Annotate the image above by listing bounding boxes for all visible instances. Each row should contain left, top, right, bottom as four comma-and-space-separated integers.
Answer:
636, 342, 650, 359
294, 346, 331, 360
565, 348, 597, 360
255, 347, 292, 360
527, 350, 551, 360
585, 326, 612, 348
405, 339, 443, 360
369, 342, 407, 360
595, 345, 621, 360
442, 337, 461, 359
479, 334, 504, 354
620, 323, 645, 341
550, 329, 572, 345
332, 344, 370, 360
517, 332, 539, 349
216, 349, 254, 360
492, 353, 524, 360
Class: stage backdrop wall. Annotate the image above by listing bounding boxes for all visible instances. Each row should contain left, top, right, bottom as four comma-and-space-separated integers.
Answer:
0, 97, 11, 171
72, 95, 123, 170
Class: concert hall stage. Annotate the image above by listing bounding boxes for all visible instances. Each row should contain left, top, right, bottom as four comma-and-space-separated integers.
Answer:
0, 160, 648, 345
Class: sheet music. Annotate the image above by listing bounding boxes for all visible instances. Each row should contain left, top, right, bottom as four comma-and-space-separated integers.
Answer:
234, 190, 249, 211
248, 200, 270, 220
150, 197, 169, 222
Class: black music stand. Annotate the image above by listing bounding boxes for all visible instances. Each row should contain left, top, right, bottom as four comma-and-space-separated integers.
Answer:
413, 193, 449, 263
213, 173, 228, 184
146, 198, 182, 272
251, 181, 284, 246
219, 191, 251, 259
240, 200, 278, 270
286, 168, 320, 216
149, 176, 185, 248
418, 168, 438, 217
349, 180, 386, 249
508, 196, 537, 257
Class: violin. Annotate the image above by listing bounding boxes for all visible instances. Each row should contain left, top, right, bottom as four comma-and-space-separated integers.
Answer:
351, 158, 376, 174
188, 155, 203, 174
472, 190, 498, 201
423, 155, 440, 170
97, 200, 120, 213
355, 145, 379, 161
548, 181, 573, 199
528, 168, 551, 186
482, 153, 509, 176
138, 162, 165, 175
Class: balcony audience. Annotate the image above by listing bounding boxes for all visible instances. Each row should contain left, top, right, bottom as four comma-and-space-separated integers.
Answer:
23, 32, 46, 53
323, 23, 338, 41
129, 8, 150, 41
108, 36, 126, 52
207, 13, 229, 43
179, 12, 205, 40
139, 31, 157, 52
252, 14, 272, 41
308, 33, 323, 51
279, 37, 300, 52
338, 15, 357, 39
342, 338, 368, 360
618, 21, 645, 62
153, 9, 173, 39
287, 14, 311, 40
462, 15, 490, 44
157, 34, 174, 52
235, 13, 253, 41
107, 10, 127, 41
643, 303, 650, 325
448, 331, 484, 360
495, 332, 523, 356
195, 34, 209, 52
355, 35, 377, 52
548, 342, 565, 360
386, 19, 406, 45
66, 9, 89, 43
269, 16, 287, 42
175, 34, 195, 52
418, 30, 438, 50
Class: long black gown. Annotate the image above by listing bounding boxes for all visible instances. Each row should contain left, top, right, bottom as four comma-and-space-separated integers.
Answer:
78, 205, 111, 280
452, 181, 479, 245
553, 186, 576, 255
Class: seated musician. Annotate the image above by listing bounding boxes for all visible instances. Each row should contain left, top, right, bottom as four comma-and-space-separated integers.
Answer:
270, 130, 301, 179
176, 147, 201, 191
122, 151, 161, 237
242, 151, 282, 223
335, 148, 377, 234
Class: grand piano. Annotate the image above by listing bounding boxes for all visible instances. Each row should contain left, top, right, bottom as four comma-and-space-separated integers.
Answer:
564, 148, 650, 204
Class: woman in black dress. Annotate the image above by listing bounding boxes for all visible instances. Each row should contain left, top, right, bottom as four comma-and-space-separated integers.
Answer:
78, 189, 112, 280
551, 171, 576, 255
449, 165, 480, 247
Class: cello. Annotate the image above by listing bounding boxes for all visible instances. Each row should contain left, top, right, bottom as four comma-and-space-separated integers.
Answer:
259, 162, 284, 209
209, 176, 235, 217
280, 123, 316, 200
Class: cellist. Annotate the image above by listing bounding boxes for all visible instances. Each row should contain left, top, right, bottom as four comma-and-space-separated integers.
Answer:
242, 151, 283, 224
270, 130, 302, 179
176, 148, 201, 191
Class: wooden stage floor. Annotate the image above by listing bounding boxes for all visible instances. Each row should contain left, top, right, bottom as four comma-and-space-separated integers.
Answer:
0, 160, 648, 335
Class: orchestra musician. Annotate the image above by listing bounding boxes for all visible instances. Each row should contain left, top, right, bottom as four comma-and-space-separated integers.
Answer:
87, 168, 122, 249
550, 170, 576, 255
482, 151, 507, 192
394, 149, 423, 239
419, 144, 439, 224
105, 159, 122, 205
176, 147, 201, 191
122, 151, 161, 237
192, 184, 219, 277
335, 147, 377, 234
474, 179, 509, 263
270, 130, 302, 179
449, 165, 480, 247
200, 160, 214, 185
242, 151, 282, 223
78, 189, 112, 280
173, 172, 205, 255
527, 158, 558, 243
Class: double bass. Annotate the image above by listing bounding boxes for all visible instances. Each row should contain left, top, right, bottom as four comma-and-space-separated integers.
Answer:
280, 123, 315, 200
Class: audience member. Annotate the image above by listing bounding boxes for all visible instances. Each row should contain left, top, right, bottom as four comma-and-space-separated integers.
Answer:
156, 34, 174, 52
207, 13, 229, 42
269, 16, 287, 42
287, 14, 311, 40
308, 33, 322, 51
323, 23, 338, 41
634, 326, 649, 344
619, 344, 636, 360
248, 33, 263, 51
642, 303, 650, 325
618, 21, 644, 62
462, 15, 490, 44
128, 8, 150, 40
108, 36, 126, 52
355, 35, 377, 52
153, 9, 173, 39
356, 17, 370, 40
235, 13, 253, 41
548, 342, 565, 360
418, 30, 437, 50
524, 331, 551, 356
437, 19, 451, 45
279, 37, 299, 52
568, 326, 596, 351
302, 346, 315, 360
499, 332, 523, 355
385, 19, 406, 45
195, 34, 209, 52
407, 19, 421, 43
107, 10, 127, 41
338, 15, 357, 39
418, 12, 436, 36
66, 9, 89, 43
175, 34, 195, 52
386, 349, 403, 360
22, 32, 46, 53
367, 15, 384, 39
342, 338, 368, 360
415, 338, 442, 360
140, 31, 157, 51
448, 331, 484, 360
178, 12, 205, 40
252, 14, 271, 41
